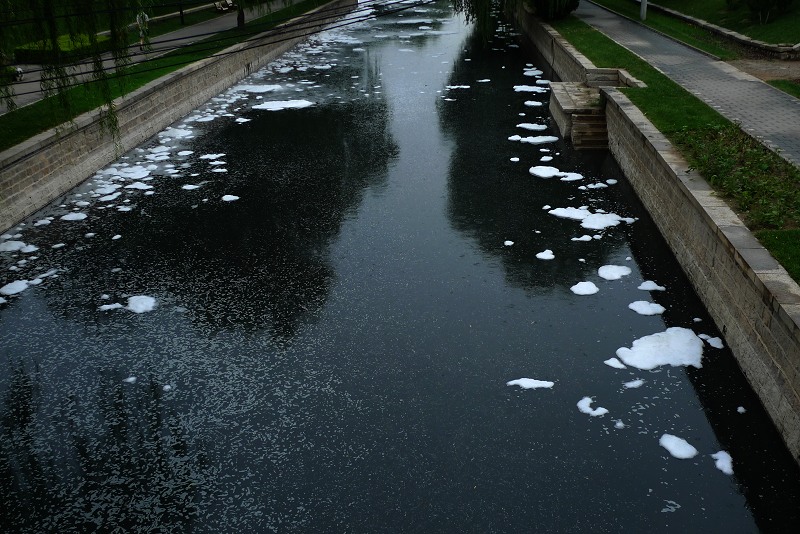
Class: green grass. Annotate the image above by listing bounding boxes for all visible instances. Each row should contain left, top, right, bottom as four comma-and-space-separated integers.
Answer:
550, 15, 800, 280
755, 229, 800, 281
769, 79, 800, 99
590, 0, 741, 59
655, 0, 800, 44
0, 0, 328, 152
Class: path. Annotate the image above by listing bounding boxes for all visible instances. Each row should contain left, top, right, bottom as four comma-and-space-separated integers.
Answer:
576, 0, 800, 168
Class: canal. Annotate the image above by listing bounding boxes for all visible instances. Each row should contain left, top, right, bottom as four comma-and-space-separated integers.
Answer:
1, 0, 799, 531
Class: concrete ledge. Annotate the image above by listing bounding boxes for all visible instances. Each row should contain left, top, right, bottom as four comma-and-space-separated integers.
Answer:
0, 0, 356, 233
511, 4, 800, 462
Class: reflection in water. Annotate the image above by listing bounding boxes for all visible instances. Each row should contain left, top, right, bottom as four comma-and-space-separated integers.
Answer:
438, 19, 629, 291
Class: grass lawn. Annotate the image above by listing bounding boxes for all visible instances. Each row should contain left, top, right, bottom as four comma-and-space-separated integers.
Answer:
755, 229, 800, 281
769, 79, 800, 99
550, 15, 800, 280
654, 0, 800, 44
0, 0, 328, 152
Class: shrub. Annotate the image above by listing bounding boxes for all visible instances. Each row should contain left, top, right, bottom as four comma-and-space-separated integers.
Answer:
746, 0, 794, 23
534, 0, 581, 20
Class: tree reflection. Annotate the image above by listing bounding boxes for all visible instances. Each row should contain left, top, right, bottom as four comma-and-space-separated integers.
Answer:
437, 19, 624, 291
33, 63, 397, 339
0, 365, 207, 531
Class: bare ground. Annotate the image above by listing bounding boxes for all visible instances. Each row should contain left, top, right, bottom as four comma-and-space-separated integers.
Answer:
728, 59, 800, 82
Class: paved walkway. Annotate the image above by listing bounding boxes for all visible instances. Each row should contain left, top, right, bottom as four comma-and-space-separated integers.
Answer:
2, 2, 294, 114
576, 1, 800, 168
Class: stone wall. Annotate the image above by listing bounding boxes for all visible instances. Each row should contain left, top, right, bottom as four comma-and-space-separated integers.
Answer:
510, 4, 800, 461
0, 0, 356, 233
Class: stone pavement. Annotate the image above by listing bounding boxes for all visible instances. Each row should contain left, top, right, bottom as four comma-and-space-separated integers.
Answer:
575, 0, 800, 168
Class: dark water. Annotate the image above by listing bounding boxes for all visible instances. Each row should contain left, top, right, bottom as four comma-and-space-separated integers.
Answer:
1, 1, 799, 531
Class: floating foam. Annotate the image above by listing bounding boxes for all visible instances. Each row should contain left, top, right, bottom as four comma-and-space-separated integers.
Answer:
127, 295, 157, 313
123, 376, 137, 384
504, 240, 514, 246
99, 303, 124, 311
571, 235, 592, 242
577, 397, 608, 416
536, 249, 554, 260
510, 135, 558, 145
125, 182, 153, 190
446, 85, 471, 89
659, 434, 698, 459
253, 100, 314, 111
638, 280, 666, 291
514, 85, 548, 93
628, 301, 666, 315
61, 212, 87, 221
598, 265, 632, 280
507, 378, 554, 389
235, 84, 283, 93
222, 195, 240, 202
517, 123, 547, 131
524, 101, 543, 107
548, 207, 629, 230
0, 280, 29, 295
571, 281, 598, 295
529, 166, 561, 178
182, 184, 201, 190
711, 451, 734, 475
0, 240, 26, 252
616, 327, 704, 370
623, 379, 644, 389
737, 406, 746, 414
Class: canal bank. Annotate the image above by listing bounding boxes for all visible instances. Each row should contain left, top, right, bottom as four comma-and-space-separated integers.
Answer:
0, 0, 357, 233
508, 3, 800, 463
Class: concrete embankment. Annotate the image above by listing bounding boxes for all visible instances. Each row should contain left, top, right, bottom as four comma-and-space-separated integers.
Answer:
0, 0, 356, 233
510, 4, 800, 463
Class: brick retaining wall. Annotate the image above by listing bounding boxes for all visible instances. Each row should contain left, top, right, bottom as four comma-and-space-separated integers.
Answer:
510, 5, 800, 462
0, 0, 356, 233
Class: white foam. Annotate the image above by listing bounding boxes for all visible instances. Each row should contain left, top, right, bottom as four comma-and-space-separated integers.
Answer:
177, 150, 194, 156
100, 192, 122, 202
517, 123, 547, 131
235, 84, 283, 93
125, 182, 153, 190
705, 336, 724, 349
623, 379, 644, 389
598, 265, 632, 280
0, 280, 29, 295
616, 327, 704, 370
536, 249, 555, 260
446, 85, 471, 90
507, 378, 554, 389
510, 135, 559, 145
638, 280, 666, 291
577, 397, 608, 416
628, 301, 666, 315
99, 303, 124, 311
737, 406, 746, 414
222, 195, 240, 202
60, 212, 87, 221
127, 295, 157, 313
182, 184, 201, 190
160, 127, 192, 139
604, 357, 626, 369
711, 451, 734, 475
0, 240, 26, 252
200, 153, 225, 160
510, 157, 520, 162
524, 101, 543, 107
659, 434, 698, 459
540, 156, 553, 162
614, 420, 626, 429
571, 281, 599, 295
123, 376, 137, 384
548, 207, 628, 230
34, 219, 51, 226
529, 166, 562, 178
571, 235, 592, 242
253, 99, 314, 111
514, 85, 548, 93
